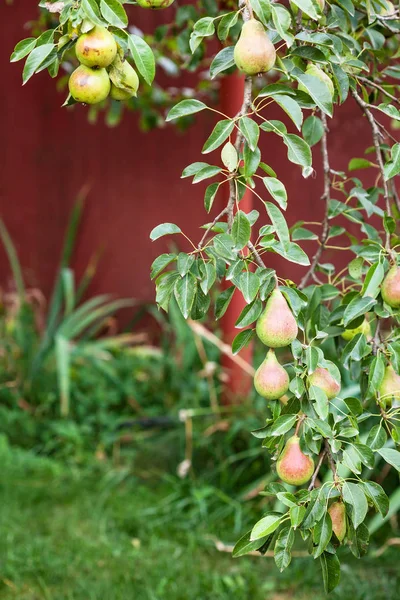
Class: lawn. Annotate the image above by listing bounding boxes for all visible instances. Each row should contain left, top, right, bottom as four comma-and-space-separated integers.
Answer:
0, 436, 398, 600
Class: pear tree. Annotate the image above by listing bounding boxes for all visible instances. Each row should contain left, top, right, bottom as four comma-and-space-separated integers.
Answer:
11, 0, 400, 593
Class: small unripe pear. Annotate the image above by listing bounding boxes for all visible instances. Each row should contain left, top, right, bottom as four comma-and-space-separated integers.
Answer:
308, 367, 340, 400
341, 318, 371, 341
234, 19, 276, 76
254, 350, 289, 400
69, 65, 110, 104
299, 64, 334, 97
75, 26, 117, 68
276, 435, 314, 486
110, 61, 139, 101
381, 265, 400, 308
256, 289, 298, 348
136, 0, 175, 7
328, 501, 346, 542
379, 365, 400, 407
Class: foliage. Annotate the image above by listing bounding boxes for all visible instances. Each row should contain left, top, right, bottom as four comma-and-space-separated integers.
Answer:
10, 0, 400, 593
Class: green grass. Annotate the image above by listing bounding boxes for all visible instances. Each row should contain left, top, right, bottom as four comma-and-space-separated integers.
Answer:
0, 437, 399, 600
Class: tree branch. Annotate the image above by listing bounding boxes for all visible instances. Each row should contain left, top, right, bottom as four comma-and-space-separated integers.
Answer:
308, 450, 327, 491
299, 111, 331, 289
197, 207, 228, 249
351, 89, 392, 249
324, 439, 337, 481
357, 75, 400, 108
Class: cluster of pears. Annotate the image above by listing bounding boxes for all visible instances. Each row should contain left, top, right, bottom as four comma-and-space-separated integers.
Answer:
68, 26, 139, 105
234, 18, 276, 76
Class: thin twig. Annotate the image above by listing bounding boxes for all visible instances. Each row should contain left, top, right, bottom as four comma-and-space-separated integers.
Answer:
351, 89, 391, 249
299, 111, 331, 289
357, 76, 400, 107
308, 450, 327, 491
247, 240, 266, 268
324, 439, 337, 481
372, 317, 381, 356
198, 207, 228, 249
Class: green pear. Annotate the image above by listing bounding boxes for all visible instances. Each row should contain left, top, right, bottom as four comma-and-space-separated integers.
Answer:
136, 0, 175, 7
234, 19, 276, 76
256, 289, 298, 348
341, 318, 371, 341
381, 265, 400, 308
299, 64, 334, 97
328, 501, 346, 542
276, 435, 314, 486
75, 26, 117, 68
379, 365, 400, 407
69, 65, 110, 104
254, 350, 289, 400
308, 367, 340, 400
110, 61, 139, 101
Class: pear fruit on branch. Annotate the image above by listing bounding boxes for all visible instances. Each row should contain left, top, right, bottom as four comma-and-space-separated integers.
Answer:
68, 65, 111, 104
308, 367, 340, 400
256, 289, 298, 348
379, 364, 400, 407
276, 435, 314, 486
328, 501, 346, 542
254, 350, 289, 400
136, 0, 175, 8
381, 265, 400, 308
341, 318, 370, 341
75, 26, 117, 68
234, 18, 276, 76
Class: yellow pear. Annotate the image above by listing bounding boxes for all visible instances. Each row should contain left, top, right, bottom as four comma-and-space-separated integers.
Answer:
234, 19, 276, 76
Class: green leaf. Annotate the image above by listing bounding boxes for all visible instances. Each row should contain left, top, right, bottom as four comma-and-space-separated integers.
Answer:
367, 354, 385, 395
342, 482, 368, 529
174, 273, 197, 318
177, 253, 195, 276
232, 529, 271, 558
200, 262, 216, 294
100, 0, 128, 27
309, 385, 329, 420
150, 253, 176, 279
181, 162, 209, 178
10, 38, 37, 62
232, 211, 251, 249
384, 143, 400, 180
283, 134, 312, 168
235, 297, 263, 328
269, 415, 297, 436
213, 234, 236, 260
302, 115, 324, 147
193, 166, 222, 183
313, 513, 332, 558
251, 513, 283, 541
362, 481, 389, 518
320, 552, 341, 594
377, 448, 400, 472
302, 487, 329, 529
293, 71, 333, 117
243, 145, 261, 177
166, 99, 207, 122
366, 425, 387, 450
263, 177, 287, 210
156, 272, 179, 311
343, 296, 376, 327
250, 0, 272, 25
290, 0, 320, 20
273, 95, 303, 131
271, 5, 294, 47
82, 0, 106, 26
264, 202, 290, 250
239, 271, 260, 303
217, 12, 239, 42
128, 35, 155, 86
150, 223, 181, 241
240, 117, 260, 151
210, 46, 235, 79
362, 263, 384, 298
22, 44, 55, 84
290, 505, 306, 528
348, 158, 375, 171
215, 286, 235, 319
348, 257, 363, 279
202, 119, 235, 154
274, 527, 294, 572
221, 142, 238, 172
232, 329, 255, 355
272, 241, 310, 266
204, 183, 220, 213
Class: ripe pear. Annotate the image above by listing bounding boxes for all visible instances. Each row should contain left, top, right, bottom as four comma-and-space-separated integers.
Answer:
379, 365, 400, 407
75, 26, 117, 68
110, 61, 139, 100
308, 367, 340, 400
254, 350, 289, 400
341, 318, 371, 341
299, 64, 334, 97
256, 289, 298, 348
328, 501, 346, 542
234, 19, 276, 76
69, 65, 110, 104
276, 435, 314, 486
381, 265, 400, 308
136, 0, 175, 7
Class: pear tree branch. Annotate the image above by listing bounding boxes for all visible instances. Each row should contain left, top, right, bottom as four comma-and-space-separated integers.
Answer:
308, 449, 327, 491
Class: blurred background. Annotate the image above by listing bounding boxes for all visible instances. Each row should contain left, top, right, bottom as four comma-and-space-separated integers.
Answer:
0, 1, 399, 599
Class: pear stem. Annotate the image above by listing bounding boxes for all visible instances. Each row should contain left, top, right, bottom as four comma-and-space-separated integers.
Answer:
295, 413, 305, 435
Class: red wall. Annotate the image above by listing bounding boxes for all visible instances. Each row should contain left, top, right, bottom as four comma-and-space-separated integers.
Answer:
0, 2, 389, 306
